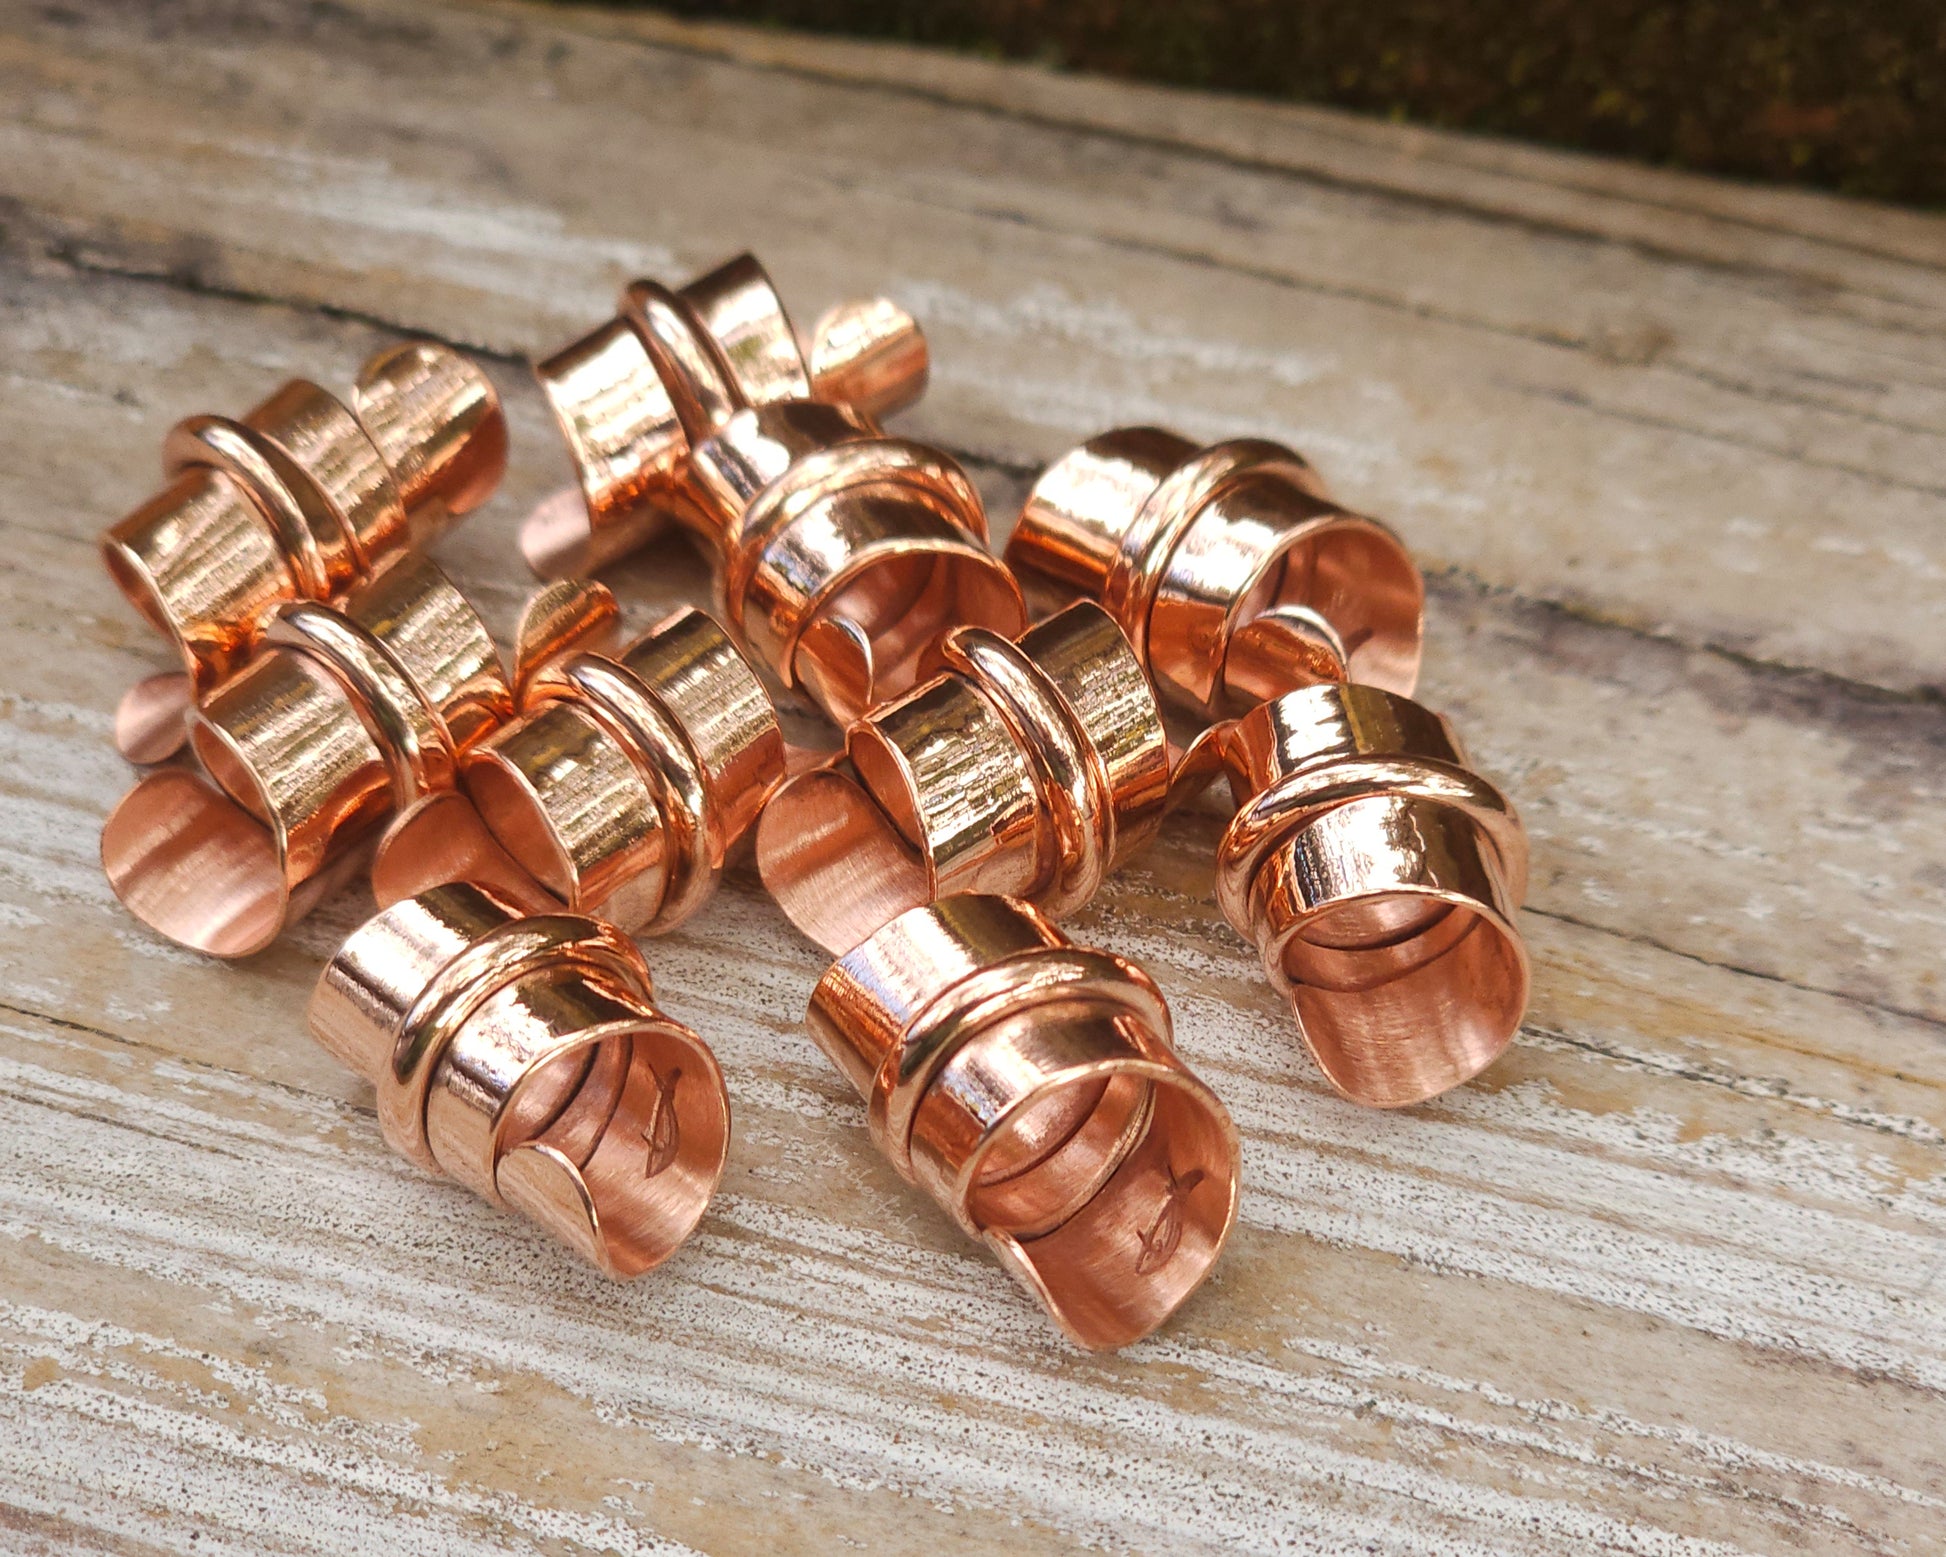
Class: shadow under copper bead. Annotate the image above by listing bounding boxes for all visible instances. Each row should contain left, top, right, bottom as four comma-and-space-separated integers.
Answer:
101, 342, 507, 761
1004, 427, 1424, 720
807, 893, 1239, 1350
1189, 682, 1529, 1108
757, 601, 1168, 954
99, 554, 512, 958
309, 882, 729, 1278
373, 581, 786, 935
525, 251, 931, 579
682, 397, 1025, 725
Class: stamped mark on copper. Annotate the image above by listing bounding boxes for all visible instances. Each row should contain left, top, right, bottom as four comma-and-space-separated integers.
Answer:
641, 1064, 682, 1178
1135, 1163, 1206, 1275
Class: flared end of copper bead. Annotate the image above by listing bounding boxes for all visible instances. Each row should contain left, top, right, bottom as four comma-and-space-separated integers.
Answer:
379, 602, 785, 934
757, 601, 1168, 953
310, 883, 729, 1278
806, 894, 1239, 1350
351, 341, 508, 543
1007, 427, 1425, 719
1213, 684, 1530, 1108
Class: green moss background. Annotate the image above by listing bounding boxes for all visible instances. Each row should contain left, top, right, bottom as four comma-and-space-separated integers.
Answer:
647, 1, 1943, 207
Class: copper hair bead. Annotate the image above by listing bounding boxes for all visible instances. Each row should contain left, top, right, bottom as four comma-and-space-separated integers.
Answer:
525, 252, 930, 579
101, 343, 507, 761
1004, 427, 1424, 720
682, 397, 1025, 724
100, 554, 512, 958
757, 602, 1168, 953
1194, 682, 1529, 1108
807, 894, 1239, 1349
373, 583, 786, 935
309, 883, 729, 1277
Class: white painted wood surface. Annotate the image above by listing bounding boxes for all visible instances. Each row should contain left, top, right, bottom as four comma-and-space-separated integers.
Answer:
0, 2, 1942, 1550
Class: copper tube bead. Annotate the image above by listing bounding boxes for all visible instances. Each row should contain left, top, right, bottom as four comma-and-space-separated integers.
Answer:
681, 397, 1025, 725
101, 343, 507, 760
807, 894, 1239, 1349
374, 584, 786, 935
1003, 428, 1425, 721
758, 602, 1168, 954
100, 554, 511, 958
310, 883, 729, 1277
1193, 682, 1529, 1108
525, 252, 931, 579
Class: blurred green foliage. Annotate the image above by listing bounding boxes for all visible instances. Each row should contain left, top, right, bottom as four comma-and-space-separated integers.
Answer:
649, 1, 1943, 206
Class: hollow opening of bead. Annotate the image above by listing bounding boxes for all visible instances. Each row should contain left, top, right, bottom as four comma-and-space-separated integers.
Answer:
794, 545, 1024, 724
1278, 890, 1527, 1108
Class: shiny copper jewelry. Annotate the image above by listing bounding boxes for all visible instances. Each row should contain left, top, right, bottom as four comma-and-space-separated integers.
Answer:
525, 252, 931, 579
101, 342, 507, 763
807, 893, 1239, 1349
373, 582, 786, 935
1003, 427, 1424, 721
678, 396, 1025, 725
757, 601, 1168, 953
1179, 681, 1529, 1108
310, 882, 729, 1277
100, 553, 512, 957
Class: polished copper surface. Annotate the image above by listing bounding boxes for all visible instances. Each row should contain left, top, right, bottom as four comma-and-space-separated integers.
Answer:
805, 893, 1238, 1349
757, 602, 1168, 953
100, 343, 506, 759
309, 882, 728, 1277
100, 554, 512, 957
1187, 682, 1529, 1108
684, 397, 1025, 725
525, 253, 931, 578
1004, 427, 1424, 721
374, 580, 785, 935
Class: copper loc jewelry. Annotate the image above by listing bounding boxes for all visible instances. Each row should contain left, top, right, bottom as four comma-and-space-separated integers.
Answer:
101, 343, 507, 763
525, 252, 931, 578
806, 893, 1239, 1349
1179, 682, 1529, 1107
1003, 427, 1424, 720
757, 601, 1169, 953
100, 554, 511, 957
373, 582, 786, 935
310, 882, 729, 1277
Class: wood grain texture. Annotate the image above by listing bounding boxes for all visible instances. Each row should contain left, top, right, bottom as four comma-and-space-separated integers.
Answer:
0, 1, 1942, 1552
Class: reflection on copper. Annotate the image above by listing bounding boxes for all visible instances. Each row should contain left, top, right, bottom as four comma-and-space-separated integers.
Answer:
374, 581, 785, 935
100, 555, 511, 957
100, 343, 506, 760
1183, 682, 1529, 1108
309, 883, 729, 1277
526, 253, 931, 579
757, 603, 1167, 953
1004, 428, 1423, 720
684, 398, 1025, 725
806, 893, 1238, 1349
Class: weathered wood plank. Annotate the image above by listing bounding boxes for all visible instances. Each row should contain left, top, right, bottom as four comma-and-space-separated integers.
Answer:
1, 0, 1943, 693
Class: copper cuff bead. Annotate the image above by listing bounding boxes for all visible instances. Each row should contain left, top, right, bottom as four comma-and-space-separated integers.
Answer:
806, 894, 1239, 1349
525, 252, 931, 578
100, 554, 512, 957
757, 601, 1168, 953
1195, 682, 1529, 1108
101, 342, 507, 760
374, 584, 786, 936
1004, 427, 1424, 721
309, 883, 729, 1277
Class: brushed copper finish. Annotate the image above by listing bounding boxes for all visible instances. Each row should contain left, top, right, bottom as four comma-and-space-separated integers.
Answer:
757, 602, 1168, 953
309, 882, 728, 1277
373, 581, 786, 934
525, 253, 931, 578
101, 343, 507, 759
100, 554, 511, 957
806, 893, 1238, 1349
1182, 682, 1529, 1108
1004, 427, 1424, 720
